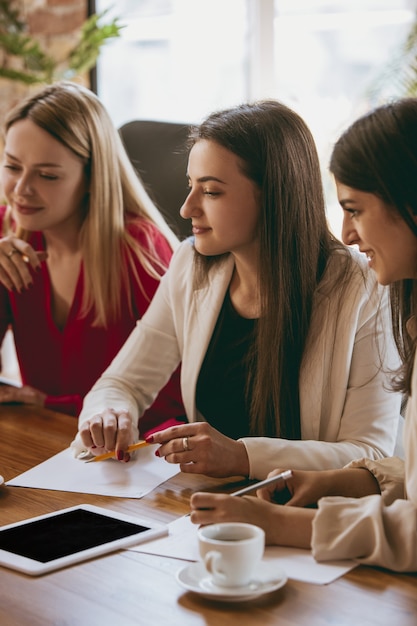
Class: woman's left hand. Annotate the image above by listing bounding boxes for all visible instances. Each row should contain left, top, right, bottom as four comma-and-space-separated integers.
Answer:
147, 421, 250, 477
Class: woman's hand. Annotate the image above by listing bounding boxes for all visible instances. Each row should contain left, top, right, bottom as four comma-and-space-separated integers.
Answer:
190, 492, 314, 547
257, 467, 380, 506
147, 421, 250, 478
0, 383, 46, 407
0, 236, 48, 292
256, 468, 333, 507
78, 409, 135, 462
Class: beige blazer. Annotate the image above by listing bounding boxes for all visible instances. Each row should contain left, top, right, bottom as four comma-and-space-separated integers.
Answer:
74, 240, 401, 478
312, 353, 417, 572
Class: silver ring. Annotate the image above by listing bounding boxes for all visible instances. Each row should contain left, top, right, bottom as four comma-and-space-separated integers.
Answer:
7, 248, 18, 258
182, 436, 189, 451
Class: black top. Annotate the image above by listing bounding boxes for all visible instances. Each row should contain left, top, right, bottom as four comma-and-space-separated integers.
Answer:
196, 291, 257, 439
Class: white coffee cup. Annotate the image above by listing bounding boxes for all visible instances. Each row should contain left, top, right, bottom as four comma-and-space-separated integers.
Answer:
197, 522, 265, 587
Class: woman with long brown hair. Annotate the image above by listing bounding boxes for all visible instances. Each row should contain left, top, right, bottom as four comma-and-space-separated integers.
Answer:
190, 98, 417, 572
76, 99, 400, 476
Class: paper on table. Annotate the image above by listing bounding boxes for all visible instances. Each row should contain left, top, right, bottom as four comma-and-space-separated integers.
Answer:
6, 445, 179, 498
128, 515, 357, 585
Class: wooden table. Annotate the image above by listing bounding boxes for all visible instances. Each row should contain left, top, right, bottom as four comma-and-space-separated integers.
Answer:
1, 406, 416, 626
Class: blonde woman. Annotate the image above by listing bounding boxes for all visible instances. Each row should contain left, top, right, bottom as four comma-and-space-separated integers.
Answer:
0, 81, 184, 443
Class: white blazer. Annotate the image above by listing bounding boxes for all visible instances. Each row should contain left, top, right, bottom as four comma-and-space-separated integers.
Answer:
311, 358, 417, 571
74, 239, 401, 478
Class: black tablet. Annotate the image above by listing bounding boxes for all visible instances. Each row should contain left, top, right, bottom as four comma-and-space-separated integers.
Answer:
0, 504, 167, 575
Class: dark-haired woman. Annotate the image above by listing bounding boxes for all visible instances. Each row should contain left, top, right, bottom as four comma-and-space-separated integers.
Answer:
76, 99, 400, 477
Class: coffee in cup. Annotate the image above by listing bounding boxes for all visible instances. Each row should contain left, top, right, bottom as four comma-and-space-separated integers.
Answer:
198, 522, 265, 587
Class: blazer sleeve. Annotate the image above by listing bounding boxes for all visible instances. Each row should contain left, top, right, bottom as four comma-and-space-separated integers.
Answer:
311, 492, 417, 571
127, 220, 186, 436
311, 354, 417, 572
71, 243, 186, 457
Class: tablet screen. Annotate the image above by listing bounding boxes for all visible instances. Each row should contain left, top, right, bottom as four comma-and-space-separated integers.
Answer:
0, 505, 167, 575
0, 508, 149, 563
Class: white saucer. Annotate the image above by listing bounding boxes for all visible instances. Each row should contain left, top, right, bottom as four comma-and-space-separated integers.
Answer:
176, 560, 287, 602
0, 475, 4, 486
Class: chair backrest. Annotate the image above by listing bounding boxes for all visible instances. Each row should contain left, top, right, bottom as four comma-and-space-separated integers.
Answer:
119, 120, 192, 240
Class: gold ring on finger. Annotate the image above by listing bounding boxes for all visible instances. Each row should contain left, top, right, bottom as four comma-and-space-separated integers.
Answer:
182, 436, 190, 451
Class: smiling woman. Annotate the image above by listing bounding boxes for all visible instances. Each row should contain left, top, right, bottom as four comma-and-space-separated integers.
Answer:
3, 119, 88, 262
74, 99, 401, 480
0, 81, 185, 439
181, 140, 261, 265
337, 185, 417, 285
187, 98, 417, 574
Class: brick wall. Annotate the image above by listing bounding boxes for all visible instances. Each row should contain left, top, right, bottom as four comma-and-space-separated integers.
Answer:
0, 0, 88, 130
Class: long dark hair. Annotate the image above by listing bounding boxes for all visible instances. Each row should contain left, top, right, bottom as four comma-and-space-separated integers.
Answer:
188, 100, 350, 439
330, 98, 417, 394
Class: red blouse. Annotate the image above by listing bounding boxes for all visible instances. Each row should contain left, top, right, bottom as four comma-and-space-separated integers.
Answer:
0, 207, 185, 434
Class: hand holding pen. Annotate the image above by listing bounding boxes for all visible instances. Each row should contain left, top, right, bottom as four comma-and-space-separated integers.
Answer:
189, 470, 294, 528
78, 408, 136, 462
84, 440, 150, 463
230, 470, 292, 497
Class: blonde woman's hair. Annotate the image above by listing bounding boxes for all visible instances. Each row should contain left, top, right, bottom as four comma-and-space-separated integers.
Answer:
3, 81, 179, 326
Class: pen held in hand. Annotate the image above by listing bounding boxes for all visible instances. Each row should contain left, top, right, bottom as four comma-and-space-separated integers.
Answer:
187, 470, 294, 517
230, 469, 292, 497
84, 440, 150, 463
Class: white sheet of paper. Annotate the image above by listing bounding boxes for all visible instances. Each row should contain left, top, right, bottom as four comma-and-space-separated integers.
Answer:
128, 515, 357, 585
6, 445, 179, 498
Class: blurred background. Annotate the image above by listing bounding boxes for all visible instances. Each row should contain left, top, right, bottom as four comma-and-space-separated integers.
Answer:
94, 0, 417, 236
2, 0, 417, 235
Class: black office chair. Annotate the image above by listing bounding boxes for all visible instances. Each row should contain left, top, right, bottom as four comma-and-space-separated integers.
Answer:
119, 120, 192, 240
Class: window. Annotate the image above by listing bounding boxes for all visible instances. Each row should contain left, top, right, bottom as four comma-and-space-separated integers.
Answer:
95, 0, 416, 235
95, 0, 248, 126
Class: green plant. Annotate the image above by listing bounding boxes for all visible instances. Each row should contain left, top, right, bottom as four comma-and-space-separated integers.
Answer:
369, 10, 417, 100
0, 1, 123, 85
